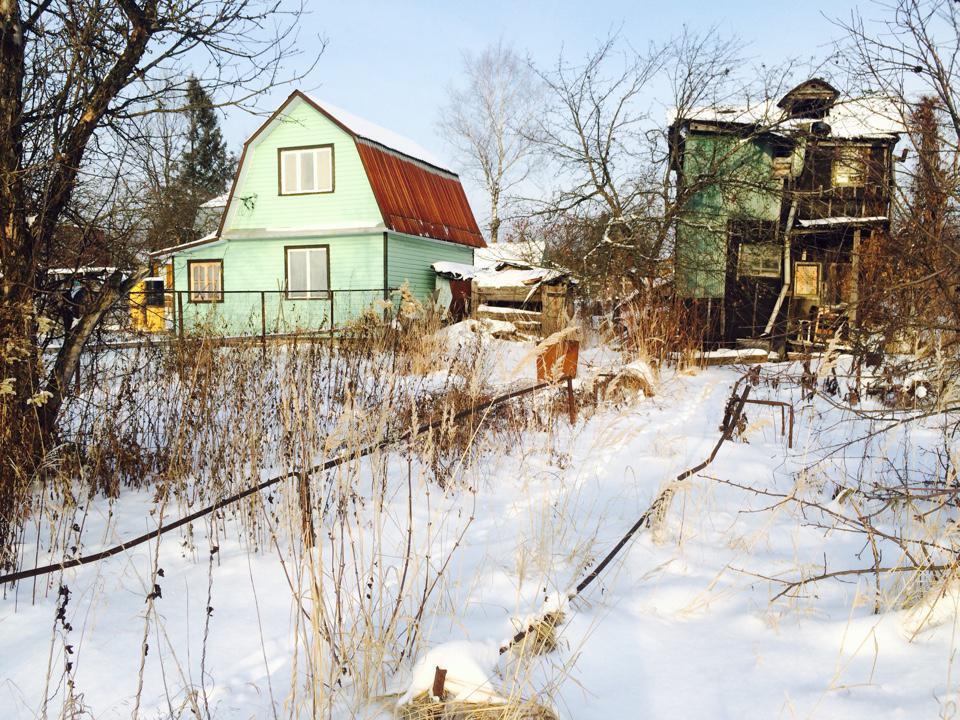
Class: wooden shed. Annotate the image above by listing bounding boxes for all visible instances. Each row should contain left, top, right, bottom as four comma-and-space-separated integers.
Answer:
432, 261, 575, 337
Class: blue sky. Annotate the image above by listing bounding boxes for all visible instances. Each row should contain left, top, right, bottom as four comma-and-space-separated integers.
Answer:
220, 1, 866, 217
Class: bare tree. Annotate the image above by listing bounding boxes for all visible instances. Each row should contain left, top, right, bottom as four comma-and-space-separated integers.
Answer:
438, 40, 539, 244
838, 0, 960, 390
529, 30, 750, 298
0, 0, 321, 566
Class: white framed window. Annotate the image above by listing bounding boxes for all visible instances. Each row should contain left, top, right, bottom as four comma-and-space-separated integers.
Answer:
285, 246, 330, 299
188, 260, 223, 303
279, 145, 334, 195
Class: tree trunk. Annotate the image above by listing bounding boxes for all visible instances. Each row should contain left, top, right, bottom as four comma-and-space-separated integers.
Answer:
0, 297, 44, 571
42, 269, 148, 431
0, 0, 38, 569
489, 189, 501, 244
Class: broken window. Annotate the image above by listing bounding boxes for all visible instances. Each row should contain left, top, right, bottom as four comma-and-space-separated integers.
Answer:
738, 244, 781, 278
729, 218, 779, 279
793, 262, 821, 298
832, 146, 866, 187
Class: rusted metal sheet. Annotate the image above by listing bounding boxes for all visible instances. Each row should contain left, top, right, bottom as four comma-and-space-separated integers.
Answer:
356, 141, 485, 249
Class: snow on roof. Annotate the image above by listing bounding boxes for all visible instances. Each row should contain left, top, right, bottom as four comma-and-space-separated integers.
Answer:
431, 261, 478, 280
473, 266, 569, 289
433, 258, 572, 288
149, 232, 221, 258
474, 240, 544, 269
798, 216, 888, 227
305, 95, 451, 171
669, 94, 905, 139
48, 266, 119, 276
200, 193, 230, 208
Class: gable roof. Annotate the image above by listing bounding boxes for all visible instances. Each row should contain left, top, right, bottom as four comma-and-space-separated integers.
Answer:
298, 94, 484, 248
667, 82, 904, 140
777, 78, 840, 116
202, 90, 484, 250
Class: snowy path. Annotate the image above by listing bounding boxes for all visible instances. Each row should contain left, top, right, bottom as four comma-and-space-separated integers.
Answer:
421, 367, 956, 719
1, 364, 956, 718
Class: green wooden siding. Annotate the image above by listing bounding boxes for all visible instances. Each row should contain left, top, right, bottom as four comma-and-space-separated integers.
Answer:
676, 132, 781, 298
169, 96, 483, 335
173, 233, 385, 334
223, 98, 383, 234
386, 232, 474, 304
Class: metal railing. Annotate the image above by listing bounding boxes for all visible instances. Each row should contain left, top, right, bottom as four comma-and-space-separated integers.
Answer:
128, 287, 397, 345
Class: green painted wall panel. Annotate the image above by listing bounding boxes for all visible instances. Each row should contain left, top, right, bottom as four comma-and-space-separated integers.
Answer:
676, 132, 782, 299
224, 99, 383, 233
172, 233, 385, 334
386, 232, 474, 305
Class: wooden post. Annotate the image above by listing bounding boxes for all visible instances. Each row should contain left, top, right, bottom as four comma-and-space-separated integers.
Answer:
329, 292, 335, 339
850, 227, 861, 328
260, 291, 266, 354
298, 472, 315, 548
566, 377, 576, 425
431, 666, 447, 699
177, 291, 184, 341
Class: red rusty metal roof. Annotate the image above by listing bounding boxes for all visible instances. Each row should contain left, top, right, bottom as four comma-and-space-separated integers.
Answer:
356, 140, 485, 249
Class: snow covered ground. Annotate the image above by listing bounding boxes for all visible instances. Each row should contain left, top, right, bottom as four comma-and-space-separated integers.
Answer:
1, 337, 957, 718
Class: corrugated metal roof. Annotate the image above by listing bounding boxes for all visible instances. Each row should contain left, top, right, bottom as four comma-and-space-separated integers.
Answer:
356, 141, 485, 249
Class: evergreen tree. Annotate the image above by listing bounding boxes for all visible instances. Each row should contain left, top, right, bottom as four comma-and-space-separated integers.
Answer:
181, 76, 233, 199
163, 77, 235, 246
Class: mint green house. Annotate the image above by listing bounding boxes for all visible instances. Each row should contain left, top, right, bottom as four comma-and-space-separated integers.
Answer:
155, 91, 484, 335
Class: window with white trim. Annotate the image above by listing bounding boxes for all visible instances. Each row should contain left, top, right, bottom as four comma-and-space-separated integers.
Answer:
279, 146, 333, 195
188, 260, 223, 302
286, 246, 329, 299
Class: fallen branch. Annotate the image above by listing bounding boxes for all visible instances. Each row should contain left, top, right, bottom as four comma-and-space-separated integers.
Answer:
1, 382, 552, 586
500, 373, 756, 655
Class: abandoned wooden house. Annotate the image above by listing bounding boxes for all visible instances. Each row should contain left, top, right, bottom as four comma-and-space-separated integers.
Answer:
669, 78, 903, 351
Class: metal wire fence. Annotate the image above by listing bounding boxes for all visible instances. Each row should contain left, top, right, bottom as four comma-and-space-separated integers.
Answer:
128, 287, 397, 343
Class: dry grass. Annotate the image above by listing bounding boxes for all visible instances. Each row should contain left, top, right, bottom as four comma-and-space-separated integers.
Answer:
614, 296, 704, 370
398, 692, 558, 720
7, 297, 582, 718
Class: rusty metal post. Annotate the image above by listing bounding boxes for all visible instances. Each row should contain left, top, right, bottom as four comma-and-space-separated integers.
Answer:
260, 291, 266, 355
177, 291, 184, 341
787, 404, 794, 449
566, 377, 576, 425
432, 666, 447, 699
741, 398, 795, 449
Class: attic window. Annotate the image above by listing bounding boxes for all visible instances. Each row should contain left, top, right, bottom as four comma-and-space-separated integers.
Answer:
777, 79, 839, 120
279, 145, 334, 195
